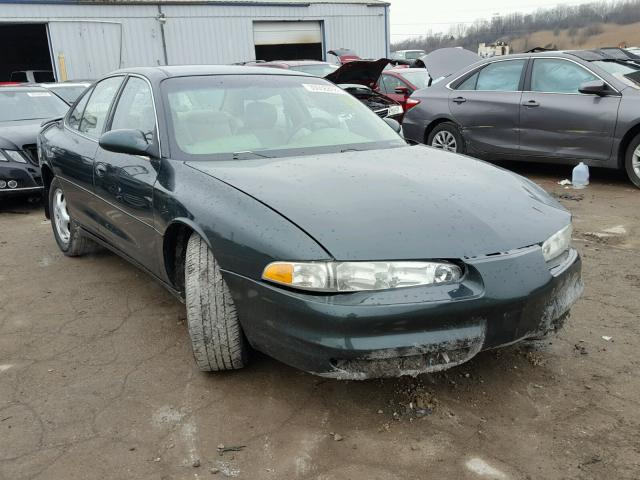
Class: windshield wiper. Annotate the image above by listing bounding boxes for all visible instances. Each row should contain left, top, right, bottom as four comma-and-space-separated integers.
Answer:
232, 151, 272, 160
340, 148, 362, 153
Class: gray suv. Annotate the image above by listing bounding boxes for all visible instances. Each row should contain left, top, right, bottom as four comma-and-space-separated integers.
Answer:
402, 50, 640, 187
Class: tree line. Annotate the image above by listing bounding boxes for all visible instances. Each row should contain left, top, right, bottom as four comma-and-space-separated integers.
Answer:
391, 0, 640, 53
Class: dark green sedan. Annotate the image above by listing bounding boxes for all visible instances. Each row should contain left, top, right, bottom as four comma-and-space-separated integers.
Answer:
38, 66, 582, 379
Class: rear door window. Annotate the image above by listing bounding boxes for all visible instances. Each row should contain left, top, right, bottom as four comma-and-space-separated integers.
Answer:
531, 58, 599, 94
79, 76, 124, 138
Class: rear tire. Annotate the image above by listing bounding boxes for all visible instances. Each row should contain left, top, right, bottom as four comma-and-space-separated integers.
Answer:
624, 134, 640, 188
49, 177, 99, 257
184, 232, 247, 371
427, 122, 465, 154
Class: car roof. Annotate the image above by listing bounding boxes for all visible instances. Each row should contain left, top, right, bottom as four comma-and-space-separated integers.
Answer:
265, 60, 330, 66
0, 85, 51, 93
386, 67, 428, 73
24, 82, 92, 88
112, 65, 311, 79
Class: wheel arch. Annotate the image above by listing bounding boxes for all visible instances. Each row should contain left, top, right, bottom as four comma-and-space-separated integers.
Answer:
618, 122, 640, 168
162, 218, 212, 295
424, 117, 458, 144
40, 164, 54, 219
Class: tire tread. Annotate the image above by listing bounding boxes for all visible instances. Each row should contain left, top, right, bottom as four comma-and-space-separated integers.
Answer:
185, 233, 246, 371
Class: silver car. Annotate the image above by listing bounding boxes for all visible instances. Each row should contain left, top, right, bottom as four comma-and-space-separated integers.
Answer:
402, 49, 640, 188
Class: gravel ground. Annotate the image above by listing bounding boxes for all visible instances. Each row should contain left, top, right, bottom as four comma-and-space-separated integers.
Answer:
1, 163, 639, 480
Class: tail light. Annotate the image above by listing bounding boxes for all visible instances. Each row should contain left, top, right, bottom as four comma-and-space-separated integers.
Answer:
404, 98, 421, 112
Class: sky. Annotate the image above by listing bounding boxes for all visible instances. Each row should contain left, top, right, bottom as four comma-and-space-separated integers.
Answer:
388, 0, 591, 41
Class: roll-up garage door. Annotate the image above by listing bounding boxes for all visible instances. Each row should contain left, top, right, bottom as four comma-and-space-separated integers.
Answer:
253, 21, 323, 61
48, 21, 122, 80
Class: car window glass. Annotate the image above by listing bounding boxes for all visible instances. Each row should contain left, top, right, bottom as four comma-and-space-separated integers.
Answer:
475, 60, 525, 91
10, 72, 27, 82
110, 77, 156, 138
531, 59, 598, 94
163, 75, 404, 159
382, 74, 407, 93
398, 71, 430, 89
456, 71, 479, 90
79, 76, 123, 138
34, 71, 55, 83
67, 87, 93, 130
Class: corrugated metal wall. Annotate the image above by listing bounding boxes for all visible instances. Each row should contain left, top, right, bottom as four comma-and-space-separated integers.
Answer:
0, 2, 387, 79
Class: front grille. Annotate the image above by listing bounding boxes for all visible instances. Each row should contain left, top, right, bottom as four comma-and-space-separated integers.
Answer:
374, 108, 389, 118
22, 144, 39, 166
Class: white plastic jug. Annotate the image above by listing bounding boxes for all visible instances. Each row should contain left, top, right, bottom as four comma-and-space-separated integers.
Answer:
572, 162, 589, 189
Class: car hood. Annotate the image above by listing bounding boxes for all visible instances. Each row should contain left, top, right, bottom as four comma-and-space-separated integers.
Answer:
0, 120, 42, 150
325, 58, 391, 88
416, 48, 480, 80
187, 146, 570, 261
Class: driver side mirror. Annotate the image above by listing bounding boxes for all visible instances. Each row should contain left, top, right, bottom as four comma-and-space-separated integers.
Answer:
578, 80, 611, 96
99, 129, 153, 157
394, 86, 411, 97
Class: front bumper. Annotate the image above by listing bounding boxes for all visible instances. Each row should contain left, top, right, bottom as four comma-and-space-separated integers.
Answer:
0, 162, 43, 196
224, 246, 582, 379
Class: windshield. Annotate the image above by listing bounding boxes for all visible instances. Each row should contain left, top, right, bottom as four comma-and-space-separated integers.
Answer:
398, 70, 431, 89
405, 51, 425, 60
0, 90, 69, 122
288, 64, 338, 77
592, 60, 640, 88
162, 74, 405, 160
48, 85, 89, 104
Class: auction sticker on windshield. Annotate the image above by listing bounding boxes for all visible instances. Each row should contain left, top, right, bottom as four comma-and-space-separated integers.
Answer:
27, 92, 52, 97
302, 83, 347, 95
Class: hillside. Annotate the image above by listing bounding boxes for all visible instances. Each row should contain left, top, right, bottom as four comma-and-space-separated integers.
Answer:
509, 22, 640, 52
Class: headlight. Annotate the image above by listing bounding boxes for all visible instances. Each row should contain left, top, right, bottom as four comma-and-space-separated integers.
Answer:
262, 261, 462, 292
1, 150, 27, 163
388, 105, 403, 116
541, 224, 572, 262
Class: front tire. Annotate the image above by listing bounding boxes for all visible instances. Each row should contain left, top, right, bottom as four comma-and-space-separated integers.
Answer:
184, 233, 247, 371
49, 177, 98, 257
427, 122, 465, 154
624, 134, 640, 188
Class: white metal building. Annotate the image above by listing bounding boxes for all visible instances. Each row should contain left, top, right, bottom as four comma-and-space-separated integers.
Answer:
0, 0, 390, 81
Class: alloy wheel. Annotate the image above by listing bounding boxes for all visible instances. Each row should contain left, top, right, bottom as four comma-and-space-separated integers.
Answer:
633, 145, 640, 177
53, 188, 71, 246
432, 131, 457, 152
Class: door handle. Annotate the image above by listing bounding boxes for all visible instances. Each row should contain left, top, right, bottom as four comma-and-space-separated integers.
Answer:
522, 100, 540, 107
452, 96, 467, 104
95, 163, 107, 177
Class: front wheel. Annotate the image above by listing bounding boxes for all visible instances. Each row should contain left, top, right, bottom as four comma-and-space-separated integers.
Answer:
49, 177, 99, 257
427, 122, 465, 154
184, 232, 248, 371
624, 134, 640, 188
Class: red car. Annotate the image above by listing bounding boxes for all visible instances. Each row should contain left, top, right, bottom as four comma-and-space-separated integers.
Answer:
376, 67, 431, 112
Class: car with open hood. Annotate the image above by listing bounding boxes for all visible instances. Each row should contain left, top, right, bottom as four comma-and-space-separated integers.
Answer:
39, 65, 582, 379
0, 85, 69, 196
403, 49, 640, 188
325, 58, 404, 121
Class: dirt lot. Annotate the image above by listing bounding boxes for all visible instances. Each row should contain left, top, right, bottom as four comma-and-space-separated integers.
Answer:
1, 163, 639, 480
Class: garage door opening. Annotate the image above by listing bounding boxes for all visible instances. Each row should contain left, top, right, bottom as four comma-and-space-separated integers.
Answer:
254, 21, 323, 62
0, 23, 54, 82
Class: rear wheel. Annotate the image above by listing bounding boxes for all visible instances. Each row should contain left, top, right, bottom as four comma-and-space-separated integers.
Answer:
184, 232, 248, 371
624, 134, 640, 188
427, 122, 465, 154
49, 177, 99, 257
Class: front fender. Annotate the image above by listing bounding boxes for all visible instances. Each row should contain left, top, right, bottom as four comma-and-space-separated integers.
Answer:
155, 159, 332, 281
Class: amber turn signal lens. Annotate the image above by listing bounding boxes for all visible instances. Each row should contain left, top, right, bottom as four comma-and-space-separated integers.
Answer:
262, 262, 294, 285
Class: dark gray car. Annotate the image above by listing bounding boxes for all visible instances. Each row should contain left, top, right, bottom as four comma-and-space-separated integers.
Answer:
402, 50, 640, 188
